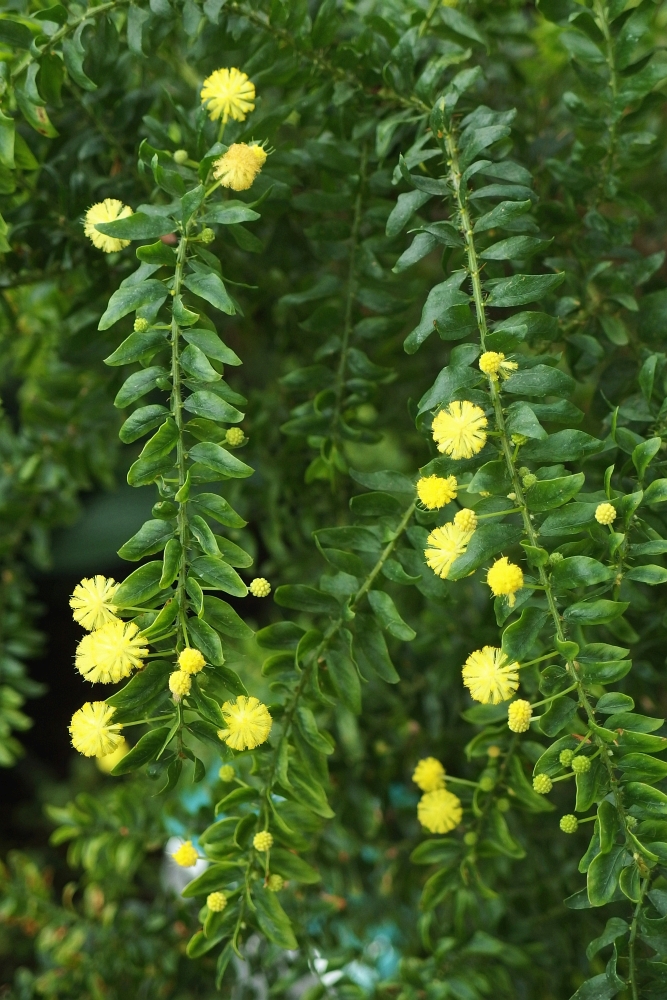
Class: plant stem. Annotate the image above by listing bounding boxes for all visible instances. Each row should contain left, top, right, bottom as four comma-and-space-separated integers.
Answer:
629, 875, 649, 999
592, 0, 619, 202
171, 231, 192, 651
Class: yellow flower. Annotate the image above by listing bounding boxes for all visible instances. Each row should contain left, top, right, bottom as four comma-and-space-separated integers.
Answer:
69, 702, 124, 758
412, 757, 446, 792
70, 576, 119, 631
213, 143, 267, 192
487, 557, 524, 606
172, 841, 199, 867
225, 427, 245, 447
207, 891, 227, 912
595, 502, 616, 525
96, 737, 129, 773
479, 351, 518, 380
253, 831, 273, 852
432, 401, 488, 460
75, 619, 147, 684
249, 577, 271, 597
169, 670, 191, 700
462, 646, 520, 704
424, 522, 474, 580
84, 199, 132, 253
218, 696, 272, 750
453, 508, 477, 533
267, 874, 284, 892
201, 67, 255, 123
417, 789, 462, 834
416, 475, 458, 510
508, 699, 532, 733
178, 647, 206, 674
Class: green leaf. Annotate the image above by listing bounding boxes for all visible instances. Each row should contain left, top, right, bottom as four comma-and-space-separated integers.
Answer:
99, 280, 168, 331
501, 607, 548, 662
274, 586, 340, 616
269, 848, 320, 884
633, 436, 661, 481
551, 557, 613, 589
114, 367, 167, 408
113, 562, 164, 608
0, 17, 33, 48
624, 782, 667, 816
386, 190, 432, 238
587, 845, 626, 906
352, 614, 400, 683
367, 590, 415, 641
255, 622, 305, 650
617, 754, 667, 783
522, 430, 603, 462
480, 236, 551, 260
190, 493, 246, 529
136, 240, 177, 265
568, 973, 624, 1000
119, 405, 169, 444
252, 887, 297, 949
526, 474, 585, 512
104, 329, 168, 367
596, 693, 634, 714
180, 343, 220, 382
643, 478, 667, 505
188, 442, 253, 480
295, 707, 334, 755
474, 199, 532, 233
625, 565, 667, 585
202, 202, 260, 225
563, 600, 629, 626
503, 365, 575, 398
410, 839, 461, 866
202, 596, 253, 640
539, 696, 578, 737
586, 917, 629, 961
191, 556, 247, 597
325, 647, 361, 714
182, 329, 242, 366
485, 272, 564, 308
468, 460, 511, 496
96, 213, 175, 240
181, 862, 244, 898
106, 660, 172, 715
188, 617, 224, 665
404, 272, 469, 354
111, 727, 171, 775
183, 271, 234, 315
448, 524, 523, 580
118, 520, 174, 561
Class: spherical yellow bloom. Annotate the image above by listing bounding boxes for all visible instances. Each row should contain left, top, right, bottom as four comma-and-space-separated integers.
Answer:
70, 576, 119, 631
479, 351, 518, 380
412, 757, 446, 792
84, 199, 132, 253
508, 699, 532, 733
462, 646, 520, 705
69, 702, 124, 758
225, 427, 245, 447
172, 841, 199, 867
253, 831, 273, 852
595, 502, 616, 525
201, 67, 255, 123
453, 508, 477, 533
96, 737, 129, 773
207, 891, 227, 912
432, 401, 488, 460
218, 696, 272, 750
169, 670, 192, 700
487, 557, 524, 606
219, 764, 235, 782
416, 474, 458, 510
417, 789, 462, 834
75, 619, 147, 684
249, 577, 271, 597
424, 522, 474, 580
178, 647, 206, 674
213, 143, 267, 192
267, 874, 284, 892
533, 773, 553, 795
560, 814, 578, 834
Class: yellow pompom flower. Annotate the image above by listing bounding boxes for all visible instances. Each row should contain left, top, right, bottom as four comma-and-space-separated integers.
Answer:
172, 841, 199, 867
253, 831, 273, 852
69, 702, 124, 758
70, 576, 119, 631
83, 199, 132, 253
432, 401, 488, 460
169, 670, 192, 701
424, 522, 474, 580
487, 557, 524, 606
508, 699, 533, 733
249, 577, 271, 597
75, 619, 147, 684
225, 427, 245, 447
416, 475, 458, 510
218, 696, 272, 750
462, 646, 520, 704
595, 502, 616, 525
453, 508, 477, 533
178, 647, 206, 674
478, 351, 518, 380
417, 789, 463, 834
96, 736, 129, 773
201, 67, 255, 123
412, 757, 446, 792
207, 891, 227, 912
213, 143, 267, 192
267, 874, 284, 892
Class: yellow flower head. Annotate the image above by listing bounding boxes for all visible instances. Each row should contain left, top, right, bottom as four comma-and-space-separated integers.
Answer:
267, 874, 284, 892
416, 474, 458, 510
69, 702, 124, 758
479, 351, 518, 380
417, 789, 462, 834
253, 831, 273, 852
178, 647, 206, 674
207, 891, 227, 912
218, 696, 272, 750
96, 736, 129, 773
487, 557, 524, 606
201, 67, 255, 123
169, 670, 192, 701
507, 699, 532, 733
84, 199, 132, 253
424, 521, 474, 580
172, 841, 199, 868
432, 401, 488, 460
462, 646, 520, 704
70, 575, 119, 631
226, 427, 245, 447
75, 619, 147, 684
412, 757, 446, 792
595, 502, 616, 525
213, 143, 267, 192
249, 577, 271, 597
453, 508, 477, 533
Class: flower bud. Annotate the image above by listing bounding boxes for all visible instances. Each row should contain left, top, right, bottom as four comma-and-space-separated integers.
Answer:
560, 814, 578, 834
571, 755, 591, 774
173, 149, 189, 164
533, 773, 553, 794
